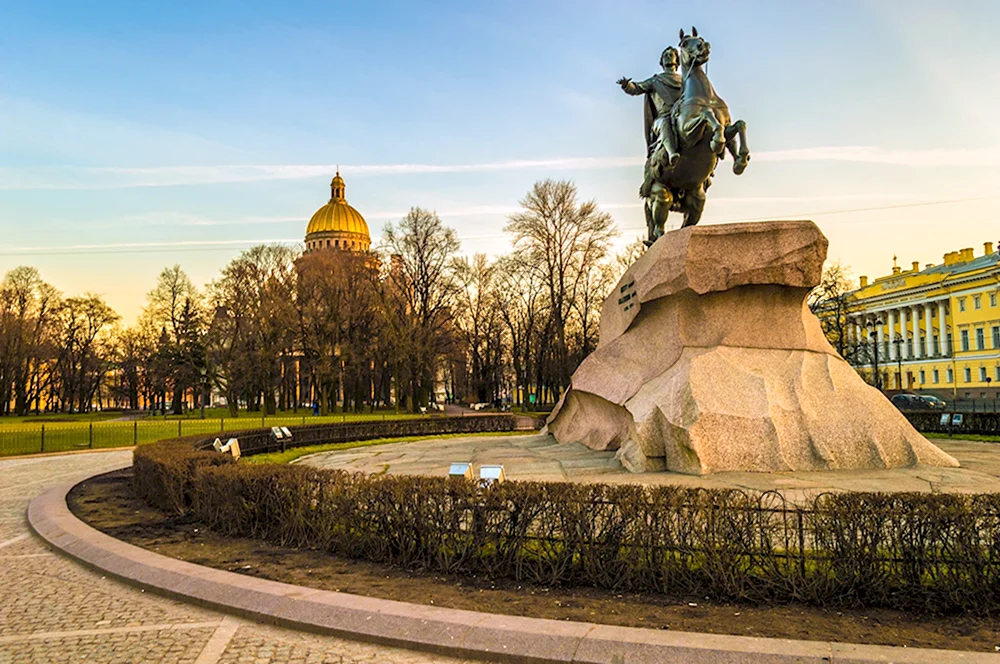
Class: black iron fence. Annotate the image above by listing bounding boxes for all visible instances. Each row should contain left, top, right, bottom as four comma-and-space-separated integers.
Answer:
903, 411, 1000, 435
949, 398, 1000, 414
137, 442, 1000, 613
193, 414, 539, 455
0, 413, 487, 458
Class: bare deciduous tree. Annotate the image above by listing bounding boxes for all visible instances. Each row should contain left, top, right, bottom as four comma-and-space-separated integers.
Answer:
51, 294, 119, 413
505, 180, 617, 396
381, 208, 460, 411
809, 261, 860, 362
0, 267, 61, 415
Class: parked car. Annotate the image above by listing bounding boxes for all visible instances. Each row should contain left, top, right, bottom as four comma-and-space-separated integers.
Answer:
890, 394, 946, 411
919, 395, 947, 409
890, 394, 930, 410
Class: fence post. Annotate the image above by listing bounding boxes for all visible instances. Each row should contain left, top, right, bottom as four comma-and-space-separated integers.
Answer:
177, 419, 182, 438
40, 425, 45, 453
302, 416, 305, 426
89, 422, 93, 449
261, 415, 265, 429
221, 417, 224, 434
133, 421, 138, 445
797, 510, 806, 580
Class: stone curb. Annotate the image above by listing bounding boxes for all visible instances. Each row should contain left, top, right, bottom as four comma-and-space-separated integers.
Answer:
27, 469, 996, 664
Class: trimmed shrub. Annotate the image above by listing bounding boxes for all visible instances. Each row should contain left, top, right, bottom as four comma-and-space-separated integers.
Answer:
133, 439, 233, 513
133, 420, 1000, 614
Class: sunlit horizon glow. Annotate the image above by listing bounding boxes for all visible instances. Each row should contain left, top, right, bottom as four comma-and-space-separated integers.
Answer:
2, 0, 998, 323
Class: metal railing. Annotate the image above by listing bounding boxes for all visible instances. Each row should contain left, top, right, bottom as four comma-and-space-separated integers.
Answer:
0, 412, 447, 457
903, 411, 1000, 435
194, 413, 542, 456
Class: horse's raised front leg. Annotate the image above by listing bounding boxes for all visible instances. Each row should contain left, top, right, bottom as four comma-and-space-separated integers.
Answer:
701, 111, 725, 155
724, 119, 750, 175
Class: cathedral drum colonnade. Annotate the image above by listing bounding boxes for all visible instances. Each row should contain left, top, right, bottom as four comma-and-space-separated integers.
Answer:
304, 171, 371, 253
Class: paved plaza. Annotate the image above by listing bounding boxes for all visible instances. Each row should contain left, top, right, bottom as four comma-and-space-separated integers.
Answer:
300, 434, 1000, 501
0, 450, 476, 664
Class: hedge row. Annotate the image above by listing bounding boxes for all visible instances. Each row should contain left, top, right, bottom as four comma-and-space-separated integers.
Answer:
193, 414, 525, 456
134, 427, 1000, 614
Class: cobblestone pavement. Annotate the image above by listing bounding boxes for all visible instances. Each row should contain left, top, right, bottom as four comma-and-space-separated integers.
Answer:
0, 451, 479, 664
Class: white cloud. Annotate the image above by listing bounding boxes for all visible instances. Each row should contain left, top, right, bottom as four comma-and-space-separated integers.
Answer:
753, 146, 1000, 167
0, 238, 300, 255
2, 146, 998, 191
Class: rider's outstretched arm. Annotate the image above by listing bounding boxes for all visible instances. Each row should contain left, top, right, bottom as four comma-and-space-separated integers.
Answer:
618, 77, 652, 96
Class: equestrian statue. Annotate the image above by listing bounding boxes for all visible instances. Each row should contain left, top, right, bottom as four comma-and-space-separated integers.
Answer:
617, 27, 750, 245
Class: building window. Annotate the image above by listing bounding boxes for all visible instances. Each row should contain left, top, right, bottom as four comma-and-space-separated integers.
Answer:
919, 370, 926, 384
980, 367, 988, 382
996, 366, 1000, 381
991, 292, 998, 307
993, 326, 1000, 349
976, 328, 985, 350
933, 369, 940, 383
974, 295, 982, 310
964, 367, 972, 382
958, 298, 966, 312
961, 330, 970, 351
947, 368, 954, 383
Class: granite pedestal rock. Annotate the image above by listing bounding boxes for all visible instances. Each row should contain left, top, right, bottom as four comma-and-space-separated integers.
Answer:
545, 220, 959, 475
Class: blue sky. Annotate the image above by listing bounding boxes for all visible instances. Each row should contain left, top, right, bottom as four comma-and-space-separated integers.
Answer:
1, 0, 999, 321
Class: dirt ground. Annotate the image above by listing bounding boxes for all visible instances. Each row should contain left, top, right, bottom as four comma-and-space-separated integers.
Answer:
68, 468, 1000, 653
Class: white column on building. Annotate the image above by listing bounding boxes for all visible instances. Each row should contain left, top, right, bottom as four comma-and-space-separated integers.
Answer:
854, 318, 862, 357
910, 304, 920, 359
901, 307, 911, 360
938, 300, 948, 356
923, 302, 933, 358
888, 309, 897, 361
876, 312, 885, 361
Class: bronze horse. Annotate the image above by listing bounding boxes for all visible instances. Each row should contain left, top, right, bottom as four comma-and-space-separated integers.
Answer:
643, 27, 750, 244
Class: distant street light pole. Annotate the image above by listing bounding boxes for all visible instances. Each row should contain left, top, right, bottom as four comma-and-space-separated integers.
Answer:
199, 367, 208, 420
866, 318, 884, 390
892, 335, 904, 391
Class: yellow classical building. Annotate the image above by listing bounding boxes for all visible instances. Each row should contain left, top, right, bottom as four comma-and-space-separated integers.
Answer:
304, 171, 371, 252
845, 240, 1000, 399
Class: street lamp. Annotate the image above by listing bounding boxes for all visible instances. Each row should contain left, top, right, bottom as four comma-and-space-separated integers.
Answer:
891, 335, 904, 391
865, 318, 884, 390
199, 367, 208, 420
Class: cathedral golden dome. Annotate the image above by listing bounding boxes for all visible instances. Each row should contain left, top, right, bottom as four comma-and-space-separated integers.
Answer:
304, 171, 371, 252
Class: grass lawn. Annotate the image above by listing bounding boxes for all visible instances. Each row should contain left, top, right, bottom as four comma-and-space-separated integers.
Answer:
0, 410, 432, 458
0, 411, 126, 425
248, 431, 532, 465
